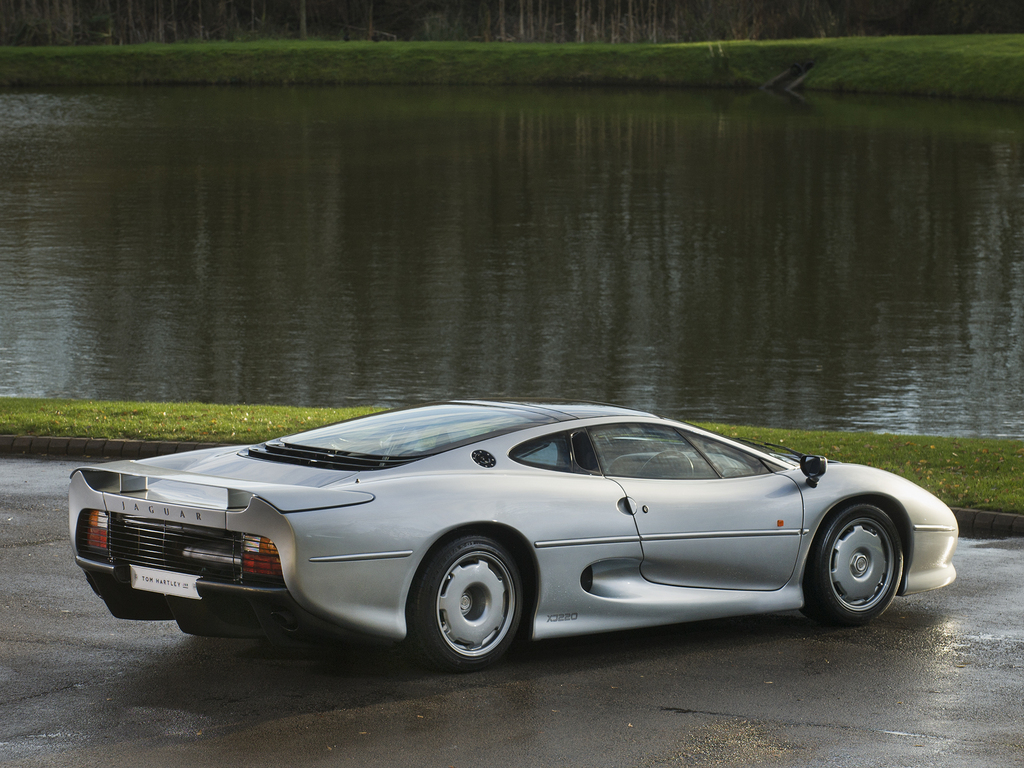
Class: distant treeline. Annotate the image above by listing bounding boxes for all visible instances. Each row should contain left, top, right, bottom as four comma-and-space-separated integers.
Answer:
3, 0, 1023, 46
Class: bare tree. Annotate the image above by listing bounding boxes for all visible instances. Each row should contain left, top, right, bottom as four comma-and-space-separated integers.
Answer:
0, 0, 1020, 45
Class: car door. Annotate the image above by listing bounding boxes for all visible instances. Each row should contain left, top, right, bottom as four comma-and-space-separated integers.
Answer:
589, 423, 804, 591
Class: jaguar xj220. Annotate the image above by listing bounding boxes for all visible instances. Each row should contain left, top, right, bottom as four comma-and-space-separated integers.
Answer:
69, 400, 958, 671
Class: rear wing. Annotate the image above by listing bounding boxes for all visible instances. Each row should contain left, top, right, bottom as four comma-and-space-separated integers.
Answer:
74, 460, 374, 519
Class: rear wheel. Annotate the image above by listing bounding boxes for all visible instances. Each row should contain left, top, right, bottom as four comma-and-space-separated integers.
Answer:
802, 502, 903, 626
407, 534, 522, 672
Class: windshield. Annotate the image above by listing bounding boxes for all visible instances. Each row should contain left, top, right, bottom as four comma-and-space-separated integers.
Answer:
279, 403, 560, 458
728, 436, 801, 466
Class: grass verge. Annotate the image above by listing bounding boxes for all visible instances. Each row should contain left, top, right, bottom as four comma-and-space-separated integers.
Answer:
0, 35, 1023, 101
0, 398, 375, 445
708, 423, 1024, 516
3, 397, 1022, 514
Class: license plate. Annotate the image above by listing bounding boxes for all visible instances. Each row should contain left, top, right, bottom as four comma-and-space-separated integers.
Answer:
129, 565, 201, 600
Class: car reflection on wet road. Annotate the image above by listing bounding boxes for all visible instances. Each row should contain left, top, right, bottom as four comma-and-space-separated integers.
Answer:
2, 456, 1022, 767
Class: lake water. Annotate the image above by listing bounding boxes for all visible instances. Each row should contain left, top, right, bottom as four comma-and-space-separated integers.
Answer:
1, 86, 1022, 438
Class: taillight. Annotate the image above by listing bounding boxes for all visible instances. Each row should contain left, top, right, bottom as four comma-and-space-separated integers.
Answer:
242, 534, 283, 579
77, 509, 109, 555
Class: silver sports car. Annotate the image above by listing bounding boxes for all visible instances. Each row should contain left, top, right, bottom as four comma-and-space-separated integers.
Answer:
69, 400, 958, 671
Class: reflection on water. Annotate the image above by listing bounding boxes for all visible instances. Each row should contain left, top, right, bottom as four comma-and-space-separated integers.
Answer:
0, 87, 1022, 437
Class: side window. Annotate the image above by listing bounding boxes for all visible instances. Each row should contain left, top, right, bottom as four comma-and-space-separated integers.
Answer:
688, 433, 770, 478
589, 423, 717, 480
570, 430, 600, 474
509, 433, 573, 473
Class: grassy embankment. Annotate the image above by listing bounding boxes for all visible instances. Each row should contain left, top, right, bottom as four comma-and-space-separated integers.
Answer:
3, 397, 1023, 514
0, 35, 1023, 101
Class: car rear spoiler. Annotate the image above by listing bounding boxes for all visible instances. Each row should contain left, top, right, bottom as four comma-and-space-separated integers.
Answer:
74, 460, 374, 514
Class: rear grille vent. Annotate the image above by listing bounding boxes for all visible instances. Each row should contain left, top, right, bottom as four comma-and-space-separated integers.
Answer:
106, 514, 283, 586
245, 441, 424, 471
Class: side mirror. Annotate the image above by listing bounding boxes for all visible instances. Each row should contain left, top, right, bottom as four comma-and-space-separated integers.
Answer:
800, 455, 827, 488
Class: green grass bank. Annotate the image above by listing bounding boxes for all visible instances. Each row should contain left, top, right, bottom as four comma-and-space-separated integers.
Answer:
1, 35, 1023, 101
3, 397, 1023, 514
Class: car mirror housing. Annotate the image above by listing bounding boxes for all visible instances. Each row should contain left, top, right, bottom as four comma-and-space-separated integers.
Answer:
800, 455, 827, 487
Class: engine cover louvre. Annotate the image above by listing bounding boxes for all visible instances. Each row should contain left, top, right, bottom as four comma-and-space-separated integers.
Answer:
244, 442, 423, 471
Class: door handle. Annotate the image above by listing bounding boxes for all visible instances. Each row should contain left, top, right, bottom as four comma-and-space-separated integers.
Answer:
617, 497, 638, 516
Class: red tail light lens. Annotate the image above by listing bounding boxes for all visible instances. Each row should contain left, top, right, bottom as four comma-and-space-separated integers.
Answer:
242, 534, 283, 579
78, 509, 109, 555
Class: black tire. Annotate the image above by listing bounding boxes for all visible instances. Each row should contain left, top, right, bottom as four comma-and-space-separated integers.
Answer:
801, 502, 903, 626
407, 534, 522, 672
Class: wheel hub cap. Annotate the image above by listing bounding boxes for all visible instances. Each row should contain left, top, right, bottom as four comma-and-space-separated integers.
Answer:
830, 521, 892, 607
438, 559, 508, 650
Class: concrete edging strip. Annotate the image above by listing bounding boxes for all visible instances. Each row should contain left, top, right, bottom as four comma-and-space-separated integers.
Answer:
0, 433, 227, 460
1, 434, 1019, 536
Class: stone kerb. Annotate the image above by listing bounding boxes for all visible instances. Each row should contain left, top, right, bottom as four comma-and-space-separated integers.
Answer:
0, 434, 226, 460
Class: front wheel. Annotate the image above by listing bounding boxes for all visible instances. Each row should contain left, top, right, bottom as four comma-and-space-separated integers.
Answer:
407, 535, 522, 672
802, 503, 903, 626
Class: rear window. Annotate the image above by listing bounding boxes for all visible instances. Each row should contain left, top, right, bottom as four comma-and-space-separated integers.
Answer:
280, 403, 559, 458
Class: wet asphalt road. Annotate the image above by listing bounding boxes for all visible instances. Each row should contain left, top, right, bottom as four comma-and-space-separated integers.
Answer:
2, 455, 1022, 768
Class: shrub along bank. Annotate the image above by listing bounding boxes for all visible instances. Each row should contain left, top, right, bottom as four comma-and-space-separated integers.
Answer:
0, 35, 1023, 102
2, 397, 1023, 514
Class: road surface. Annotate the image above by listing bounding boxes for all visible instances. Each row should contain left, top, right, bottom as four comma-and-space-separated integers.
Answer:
2, 455, 1022, 767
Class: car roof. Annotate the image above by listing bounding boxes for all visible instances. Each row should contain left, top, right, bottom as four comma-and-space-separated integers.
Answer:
241, 400, 668, 474
454, 399, 658, 421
